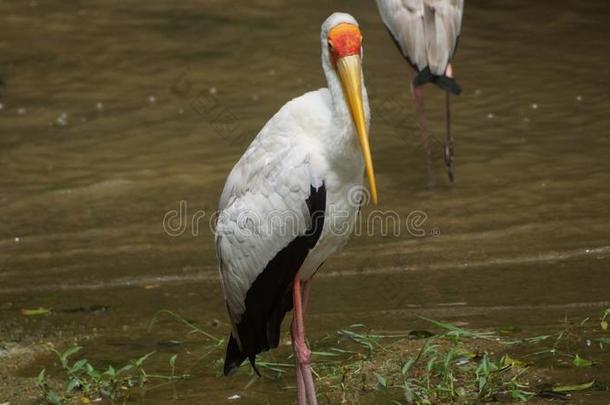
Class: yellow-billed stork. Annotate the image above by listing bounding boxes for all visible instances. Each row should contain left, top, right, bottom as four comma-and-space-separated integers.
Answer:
215, 13, 376, 405
375, 0, 464, 182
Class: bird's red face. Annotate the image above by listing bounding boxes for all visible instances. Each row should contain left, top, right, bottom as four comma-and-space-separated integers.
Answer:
327, 23, 363, 65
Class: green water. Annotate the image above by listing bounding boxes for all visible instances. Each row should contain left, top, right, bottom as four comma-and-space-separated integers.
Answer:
1, 0, 609, 403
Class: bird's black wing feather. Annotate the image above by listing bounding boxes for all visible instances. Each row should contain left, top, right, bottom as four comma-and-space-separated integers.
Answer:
383, 26, 462, 95
223, 183, 326, 376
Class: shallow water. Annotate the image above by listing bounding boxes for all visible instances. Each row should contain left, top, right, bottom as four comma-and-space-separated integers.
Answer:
1, 0, 610, 403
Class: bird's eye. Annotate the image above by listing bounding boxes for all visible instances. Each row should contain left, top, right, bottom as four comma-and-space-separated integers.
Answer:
327, 40, 334, 50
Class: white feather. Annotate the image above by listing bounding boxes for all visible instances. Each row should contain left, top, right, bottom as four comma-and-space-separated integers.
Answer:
217, 90, 328, 322
375, 0, 464, 74
216, 12, 370, 323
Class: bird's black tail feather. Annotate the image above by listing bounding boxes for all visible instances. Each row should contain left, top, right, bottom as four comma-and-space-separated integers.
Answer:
413, 67, 462, 95
223, 334, 260, 376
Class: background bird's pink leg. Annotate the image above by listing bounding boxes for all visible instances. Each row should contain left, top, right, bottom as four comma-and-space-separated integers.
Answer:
411, 80, 435, 185
292, 277, 317, 405
444, 63, 455, 182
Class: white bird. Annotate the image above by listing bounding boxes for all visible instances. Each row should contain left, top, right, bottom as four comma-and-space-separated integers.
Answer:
375, 0, 464, 182
215, 13, 377, 405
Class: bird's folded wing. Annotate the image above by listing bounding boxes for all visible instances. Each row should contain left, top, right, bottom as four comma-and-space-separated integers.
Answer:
215, 140, 325, 326
423, 0, 464, 75
376, 0, 427, 70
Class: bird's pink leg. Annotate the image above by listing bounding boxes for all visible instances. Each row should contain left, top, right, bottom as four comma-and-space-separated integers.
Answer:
291, 277, 317, 405
411, 79, 435, 185
301, 278, 312, 314
291, 299, 306, 405
446, 63, 453, 78
294, 357, 306, 405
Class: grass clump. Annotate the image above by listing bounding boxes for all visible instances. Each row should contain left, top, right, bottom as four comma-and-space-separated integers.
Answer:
34, 308, 609, 403
36, 346, 187, 404
243, 311, 609, 403
311, 323, 535, 404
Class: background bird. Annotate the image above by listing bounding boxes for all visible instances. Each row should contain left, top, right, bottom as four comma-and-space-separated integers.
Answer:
375, 0, 464, 182
215, 12, 377, 405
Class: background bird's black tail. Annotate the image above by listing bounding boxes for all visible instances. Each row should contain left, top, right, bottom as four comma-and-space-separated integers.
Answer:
413, 67, 462, 95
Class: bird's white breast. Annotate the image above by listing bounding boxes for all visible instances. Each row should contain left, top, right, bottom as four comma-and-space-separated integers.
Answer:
286, 90, 366, 281
216, 87, 366, 318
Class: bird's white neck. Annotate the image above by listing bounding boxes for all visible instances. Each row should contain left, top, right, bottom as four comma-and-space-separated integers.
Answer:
322, 60, 371, 159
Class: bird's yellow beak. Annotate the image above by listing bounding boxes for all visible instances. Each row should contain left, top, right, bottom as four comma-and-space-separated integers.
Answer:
336, 54, 378, 205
